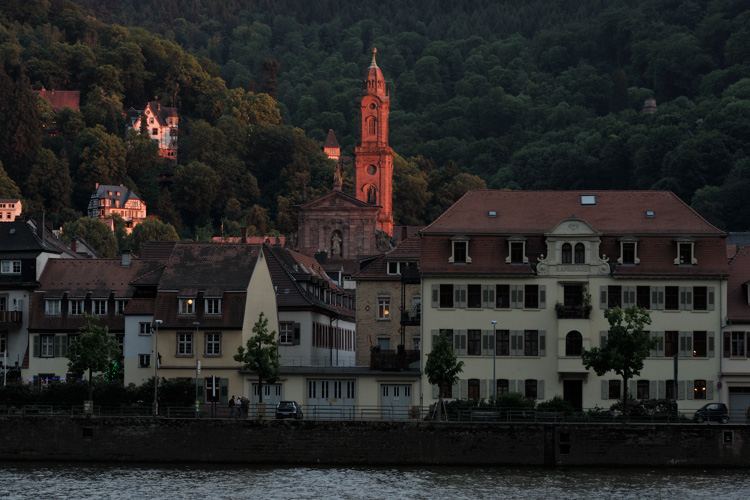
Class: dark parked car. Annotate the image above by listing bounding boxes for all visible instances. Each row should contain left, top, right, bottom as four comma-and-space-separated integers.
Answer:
275, 401, 303, 420
693, 403, 729, 424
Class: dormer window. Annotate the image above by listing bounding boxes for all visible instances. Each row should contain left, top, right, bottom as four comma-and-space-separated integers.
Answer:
617, 238, 640, 265
674, 239, 696, 265
179, 298, 196, 315
449, 237, 471, 264
205, 298, 222, 315
506, 237, 528, 264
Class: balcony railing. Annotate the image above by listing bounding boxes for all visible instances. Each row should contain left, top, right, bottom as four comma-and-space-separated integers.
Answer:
370, 349, 420, 371
555, 305, 591, 319
400, 310, 421, 326
0, 310, 22, 323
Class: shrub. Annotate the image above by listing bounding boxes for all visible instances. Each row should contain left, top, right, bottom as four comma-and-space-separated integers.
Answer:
536, 395, 574, 413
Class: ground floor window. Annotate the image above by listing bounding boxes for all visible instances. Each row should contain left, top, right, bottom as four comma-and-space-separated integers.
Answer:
637, 380, 650, 399
468, 379, 480, 399
694, 380, 707, 400
497, 379, 509, 395
608, 380, 621, 399
525, 379, 537, 399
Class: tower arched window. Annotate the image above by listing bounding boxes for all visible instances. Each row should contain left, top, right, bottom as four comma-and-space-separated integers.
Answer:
561, 243, 572, 263
566, 331, 583, 356
368, 117, 377, 135
574, 243, 585, 263
366, 185, 377, 205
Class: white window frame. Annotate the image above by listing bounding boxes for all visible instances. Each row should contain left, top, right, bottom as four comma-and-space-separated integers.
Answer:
449, 237, 471, 264
177, 332, 193, 356
617, 238, 640, 265
1, 260, 21, 274
115, 299, 130, 315
68, 299, 83, 316
139, 322, 152, 336
45, 299, 61, 316
205, 332, 221, 356
179, 298, 195, 315
377, 297, 391, 320
40, 335, 54, 357
139, 354, 151, 368
205, 298, 222, 315
674, 240, 697, 265
92, 299, 108, 316
279, 322, 294, 345
506, 237, 528, 264
731, 332, 746, 358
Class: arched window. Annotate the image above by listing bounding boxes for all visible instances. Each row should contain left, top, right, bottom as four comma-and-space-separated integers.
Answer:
574, 243, 585, 263
566, 331, 583, 356
368, 117, 377, 135
561, 243, 572, 263
366, 185, 377, 205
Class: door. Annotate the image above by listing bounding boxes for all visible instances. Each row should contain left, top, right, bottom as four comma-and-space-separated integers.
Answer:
252, 383, 282, 416
381, 384, 412, 420
563, 380, 583, 411
306, 379, 356, 420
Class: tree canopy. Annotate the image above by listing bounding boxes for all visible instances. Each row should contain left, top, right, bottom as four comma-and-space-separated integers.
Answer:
234, 312, 280, 405
67, 313, 120, 400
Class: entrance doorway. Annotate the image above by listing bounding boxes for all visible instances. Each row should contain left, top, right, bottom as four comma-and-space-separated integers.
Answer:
563, 380, 583, 411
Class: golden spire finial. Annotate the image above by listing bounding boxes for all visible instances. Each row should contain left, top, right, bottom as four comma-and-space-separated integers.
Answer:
370, 46, 378, 67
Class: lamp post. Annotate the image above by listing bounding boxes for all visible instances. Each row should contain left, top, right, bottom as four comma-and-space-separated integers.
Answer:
491, 320, 497, 409
152, 319, 162, 417
193, 321, 200, 418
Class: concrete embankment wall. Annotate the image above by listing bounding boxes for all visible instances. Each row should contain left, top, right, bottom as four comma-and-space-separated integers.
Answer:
1, 418, 749, 467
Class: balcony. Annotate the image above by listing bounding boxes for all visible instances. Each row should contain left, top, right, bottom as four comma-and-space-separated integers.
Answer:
370, 349, 420, 371
555, 304, 591, 319
400, 310, 420, 326
0, 310, 22, 324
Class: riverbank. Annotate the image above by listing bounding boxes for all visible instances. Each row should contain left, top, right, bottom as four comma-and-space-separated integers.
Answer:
1, 417, 748, 467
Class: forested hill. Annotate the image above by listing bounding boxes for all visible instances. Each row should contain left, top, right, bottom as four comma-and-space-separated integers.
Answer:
1, 1, 749, 251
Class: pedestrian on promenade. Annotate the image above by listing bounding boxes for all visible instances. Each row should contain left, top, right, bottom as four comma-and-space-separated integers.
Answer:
228, 396, 236, 419
240, 396, 249, 419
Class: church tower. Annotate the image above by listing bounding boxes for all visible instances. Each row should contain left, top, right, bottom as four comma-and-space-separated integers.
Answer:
354, 47, 394, 236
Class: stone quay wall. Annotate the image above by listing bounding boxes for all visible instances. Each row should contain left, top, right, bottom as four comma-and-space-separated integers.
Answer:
1, 418, 749, 467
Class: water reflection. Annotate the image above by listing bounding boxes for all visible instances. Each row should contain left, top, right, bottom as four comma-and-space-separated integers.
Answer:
2, 463, 750, 500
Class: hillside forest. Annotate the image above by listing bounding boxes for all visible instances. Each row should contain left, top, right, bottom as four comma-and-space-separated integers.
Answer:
0, 0, 749, 256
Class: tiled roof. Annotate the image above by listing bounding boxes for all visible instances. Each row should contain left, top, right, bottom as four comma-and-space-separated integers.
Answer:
324, 129, 341, 148
33, 89, 80, 111
385, 236, 421, 259
353, 236, 421, 279
728, 246, 750, 323
140, 241, 176, 259
421, 190, 725, 236
158, 243, 260, 291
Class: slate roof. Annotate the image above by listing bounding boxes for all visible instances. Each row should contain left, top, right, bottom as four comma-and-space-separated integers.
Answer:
91, 184, 142, 206
324, 129, 341, 148
353, 236, 421, 280
140, 241, 176, 259
422, 190, 724, 236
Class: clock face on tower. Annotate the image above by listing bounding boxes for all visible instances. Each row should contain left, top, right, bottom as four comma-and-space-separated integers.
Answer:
366, 164, 377, 175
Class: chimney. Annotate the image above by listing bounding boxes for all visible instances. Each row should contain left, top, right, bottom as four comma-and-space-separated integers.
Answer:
314, 251, 328, 265
122, 251, 131, 267
241, 227, 248, 243
70, 237, 77, 253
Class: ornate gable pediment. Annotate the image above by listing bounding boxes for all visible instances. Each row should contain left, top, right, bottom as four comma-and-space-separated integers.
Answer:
545, 217, 601, 238
537, 217, 609, 277
300, 191, 374, 212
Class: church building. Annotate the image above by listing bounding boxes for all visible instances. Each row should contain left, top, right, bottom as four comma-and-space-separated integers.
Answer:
295, 48, 394, 271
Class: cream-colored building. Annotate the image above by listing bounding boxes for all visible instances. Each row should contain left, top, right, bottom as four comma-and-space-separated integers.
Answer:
722, 243, 750, 420
420, 191, 727, 414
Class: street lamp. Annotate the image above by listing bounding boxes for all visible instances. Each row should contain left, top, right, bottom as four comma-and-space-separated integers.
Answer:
152, 319, 162, 417
491, 320, 497, 409
193, 321, 200, 418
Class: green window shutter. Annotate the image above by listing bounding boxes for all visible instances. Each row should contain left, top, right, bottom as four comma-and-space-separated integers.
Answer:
600, 286, 607, 310
293, 323, 301, 345
54, 335, 63, 358
658, 380, 666, 399
431, 285, 439, 308
601, 380, 608, 400
32, 335, 39, 357
220, 378, 228, 404
707, 380, 714, 400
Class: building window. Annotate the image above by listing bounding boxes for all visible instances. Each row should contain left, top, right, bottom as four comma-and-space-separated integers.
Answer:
413, 337, 420, 350
693, 331, 707, 357
507, 240, 527, 264
637, 286, 651, 309
280, 323, 294, 345
731, 332, 746, 357
205, 298, 222, 315
450, 239, 471, 264
378, 337, 391, 350
151, 128, 158, 135
139, 354, 151, 368
179, 298, 195, 315
496, 330, 510, 356
693, 287, 708, 311
608, 380, 621, 399
467, 330, 481, 355
115, 299, 129, 315
524, 285, 539, 309
115, 334, 124, 352
665, 331, 678, 357
92, 299, 107, 316
139, 322, 151, 336
619, 241, 639, 265
525, 379, 538, 399
439, 384, 452, 399
665, 286, 679, 310
45, 300, 61, 316
467, 379, 480, 399
574, 243, 585, 263
565, 331, 582, 356
0, 332, 6, 355
608, 286, 622, 308
675, 241, 695, 265
467, 285, 482, 309
636, 380, 650, 399
561, 243, 572, 263
40, 335, 54, 357
666, 380, 676, 400
694, 380, 707, 400
377, 297, 391, 320
439, 284, 454, 308
69, 300, 83, 316
524, 330, 539, 356
177, 332, 193, 356
1, 260, 21, 274
495, 285, 510, 308
497, 379, 509, 395
205, 332, 221, 356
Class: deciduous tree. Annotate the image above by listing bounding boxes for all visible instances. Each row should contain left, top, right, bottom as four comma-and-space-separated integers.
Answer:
425, 330, 464, 420
234, 312, 280, 406
67, 313, 119, 401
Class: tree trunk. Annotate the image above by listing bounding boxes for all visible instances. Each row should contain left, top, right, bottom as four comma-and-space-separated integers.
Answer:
622, 374, 628, 419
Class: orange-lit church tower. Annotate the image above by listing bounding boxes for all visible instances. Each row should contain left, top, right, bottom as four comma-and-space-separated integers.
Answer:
354, 47, 394, 236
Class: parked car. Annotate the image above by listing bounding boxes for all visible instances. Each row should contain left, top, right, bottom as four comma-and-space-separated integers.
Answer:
275, 401, 303, 420
693, 403, 729, 424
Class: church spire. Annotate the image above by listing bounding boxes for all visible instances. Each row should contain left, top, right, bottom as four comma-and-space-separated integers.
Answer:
363, 46, 387, 98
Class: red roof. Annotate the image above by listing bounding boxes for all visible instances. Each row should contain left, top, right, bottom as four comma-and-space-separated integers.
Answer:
34, 89, 80, 111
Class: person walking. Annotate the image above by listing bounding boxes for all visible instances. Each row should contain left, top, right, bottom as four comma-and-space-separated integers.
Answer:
228, 396, 236, 419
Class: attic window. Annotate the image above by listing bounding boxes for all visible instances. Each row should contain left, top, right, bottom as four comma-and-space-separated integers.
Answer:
580, 195, 596, 205
646, 211, 655, 218
488, 211, 497, 217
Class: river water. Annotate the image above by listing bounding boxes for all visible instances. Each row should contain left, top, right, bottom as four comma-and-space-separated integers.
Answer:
2, 463, 749, 499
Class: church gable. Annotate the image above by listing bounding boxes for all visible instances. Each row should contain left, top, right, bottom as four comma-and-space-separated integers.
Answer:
299, 191, 377, 213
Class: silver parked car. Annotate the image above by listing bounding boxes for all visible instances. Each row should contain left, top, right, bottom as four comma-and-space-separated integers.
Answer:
275, 400, 303, 420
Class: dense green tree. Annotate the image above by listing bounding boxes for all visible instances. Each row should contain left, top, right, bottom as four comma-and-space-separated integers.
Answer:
72, 125, 128, 207
0, 163, 22, 199
234, 312, 280, 405
67, 313, 120, 400
129, 217, 180, 255
173, 161, 221, 227
25, 148, 72, 213
582, 306, 654, 416
61, 217, 119, 257
425, 330, 464, 419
